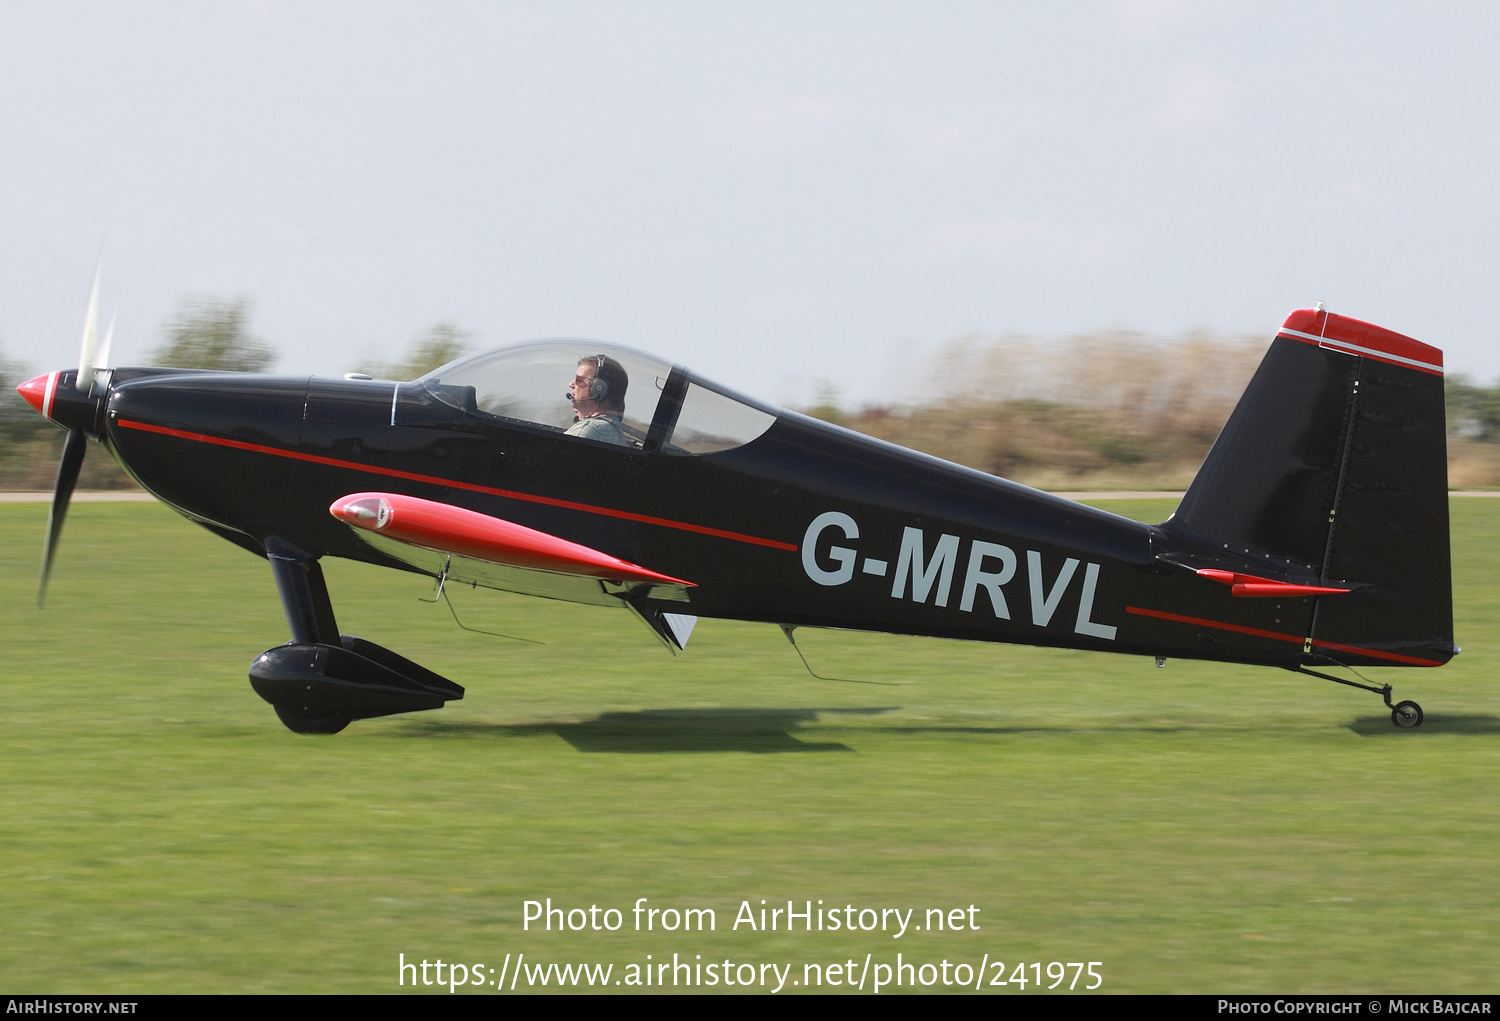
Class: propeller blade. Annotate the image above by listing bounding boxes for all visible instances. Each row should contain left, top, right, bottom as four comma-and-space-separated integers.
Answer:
38, 429, 88, 607
76, 264, 101, 392
92, 313, 116, 391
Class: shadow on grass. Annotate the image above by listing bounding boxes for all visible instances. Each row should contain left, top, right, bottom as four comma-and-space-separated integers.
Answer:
400, 707, 897, 753
863, 724, 1190, 735
1346, 714, 1500, 737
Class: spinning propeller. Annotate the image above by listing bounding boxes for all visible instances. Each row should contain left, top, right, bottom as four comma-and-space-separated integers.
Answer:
27, 265, 115, 606
77, 266, 114, 395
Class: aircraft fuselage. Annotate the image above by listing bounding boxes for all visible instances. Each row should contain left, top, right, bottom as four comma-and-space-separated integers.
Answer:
99, 370, 1352, 671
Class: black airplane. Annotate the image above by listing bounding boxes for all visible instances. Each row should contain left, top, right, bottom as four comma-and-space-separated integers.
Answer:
18, 306, 1453, 733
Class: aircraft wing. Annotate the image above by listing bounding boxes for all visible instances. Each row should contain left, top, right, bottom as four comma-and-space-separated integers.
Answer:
328, 492, 696, 610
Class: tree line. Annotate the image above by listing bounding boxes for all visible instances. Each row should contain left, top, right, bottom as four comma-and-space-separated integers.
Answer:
812, 331, 1500, 490
2, 306, 1498, 490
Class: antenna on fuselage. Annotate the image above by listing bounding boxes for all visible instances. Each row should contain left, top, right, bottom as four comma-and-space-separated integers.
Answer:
778, 625, 898, 686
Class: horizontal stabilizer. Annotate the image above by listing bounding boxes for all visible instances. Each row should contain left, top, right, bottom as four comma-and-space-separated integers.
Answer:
1194, 569, 1352, 599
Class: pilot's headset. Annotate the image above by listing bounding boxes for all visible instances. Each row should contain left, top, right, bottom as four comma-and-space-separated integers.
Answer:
568, 354, 611, 402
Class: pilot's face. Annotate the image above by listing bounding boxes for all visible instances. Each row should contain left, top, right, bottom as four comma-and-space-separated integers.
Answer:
570, 363, 598, 404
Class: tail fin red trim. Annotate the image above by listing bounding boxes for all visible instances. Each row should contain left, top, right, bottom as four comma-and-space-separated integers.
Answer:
1278, 309, 1443, 375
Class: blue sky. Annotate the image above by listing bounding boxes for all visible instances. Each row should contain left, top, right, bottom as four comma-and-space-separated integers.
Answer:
2, 1, 1497, 405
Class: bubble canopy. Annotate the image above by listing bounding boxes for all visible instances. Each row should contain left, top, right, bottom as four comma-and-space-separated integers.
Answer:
416, 340, 779, 455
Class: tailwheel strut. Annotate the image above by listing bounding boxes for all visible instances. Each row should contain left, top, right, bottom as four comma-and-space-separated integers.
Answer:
1290, 665, 1423, 729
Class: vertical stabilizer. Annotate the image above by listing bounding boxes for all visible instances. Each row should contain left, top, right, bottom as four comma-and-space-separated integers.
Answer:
1163, 309, 1454, 667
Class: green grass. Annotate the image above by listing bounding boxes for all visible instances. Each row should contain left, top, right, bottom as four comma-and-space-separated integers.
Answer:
2, 499, 1497, 994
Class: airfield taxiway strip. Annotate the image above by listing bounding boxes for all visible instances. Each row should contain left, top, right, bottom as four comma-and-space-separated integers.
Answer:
0, 491, 157, 501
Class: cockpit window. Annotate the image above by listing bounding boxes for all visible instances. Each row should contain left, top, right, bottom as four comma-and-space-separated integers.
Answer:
418, 341, 670, 448
662, 380, 778, 455
413, 340, 780, 455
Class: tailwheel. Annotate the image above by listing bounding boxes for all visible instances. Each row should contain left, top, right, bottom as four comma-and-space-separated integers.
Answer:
1390, 700, 1424, 729
1291, 666, 1427, 729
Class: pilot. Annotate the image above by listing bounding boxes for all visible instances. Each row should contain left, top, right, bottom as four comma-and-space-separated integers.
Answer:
565, 354, 632, 446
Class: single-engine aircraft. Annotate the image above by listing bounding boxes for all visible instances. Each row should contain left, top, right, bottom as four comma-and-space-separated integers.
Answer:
18, 299, 1453, 733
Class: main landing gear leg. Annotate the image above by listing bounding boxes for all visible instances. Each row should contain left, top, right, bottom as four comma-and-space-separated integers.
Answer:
250, 539, 464, 735
1290, 665, 1423, 729
267, 538, 340, 647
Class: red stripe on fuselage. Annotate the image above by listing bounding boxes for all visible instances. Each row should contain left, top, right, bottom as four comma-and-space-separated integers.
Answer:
1124, 605, 1443, 666
115, 417, 799, 551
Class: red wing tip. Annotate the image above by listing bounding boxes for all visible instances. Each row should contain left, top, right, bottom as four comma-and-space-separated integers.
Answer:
330, 491, 696, 589
1280, 309, 1443, 372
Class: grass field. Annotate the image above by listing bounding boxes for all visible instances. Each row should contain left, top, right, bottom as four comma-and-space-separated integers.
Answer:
1, 498, 1496, 994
